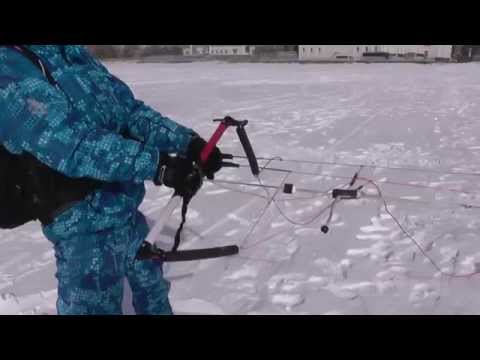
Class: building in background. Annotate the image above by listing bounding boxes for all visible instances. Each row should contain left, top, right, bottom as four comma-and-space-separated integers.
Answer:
183, 45, 210, 56
452, 45, 480, 62
209, 45, 255, 56
299, 45, 452, 62
183, 45, 296, 57
89, 45, 456, 63
181, 45, 256, 56
299, 45, 361, 62
255, 45, 298, 54
423, 45, 453, 61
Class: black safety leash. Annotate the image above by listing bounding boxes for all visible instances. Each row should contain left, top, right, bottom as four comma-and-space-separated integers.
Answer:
172, 193, 191, 252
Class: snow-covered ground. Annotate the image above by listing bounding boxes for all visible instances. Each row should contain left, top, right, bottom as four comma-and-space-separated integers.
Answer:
2, 61, 480, 315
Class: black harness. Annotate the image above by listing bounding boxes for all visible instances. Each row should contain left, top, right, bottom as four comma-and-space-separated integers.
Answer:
1, 45, 102, 226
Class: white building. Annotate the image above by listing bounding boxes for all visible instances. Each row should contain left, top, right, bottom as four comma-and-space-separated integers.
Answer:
299, 45, 452, 62
423, 45, 453, 60
299, 45, 361, 62
379, 45, 452, 60
209, 45, 255, 56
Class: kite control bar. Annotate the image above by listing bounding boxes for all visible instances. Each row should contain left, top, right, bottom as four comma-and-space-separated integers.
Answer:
201, 116, 260, 177
139, 116, 259, 263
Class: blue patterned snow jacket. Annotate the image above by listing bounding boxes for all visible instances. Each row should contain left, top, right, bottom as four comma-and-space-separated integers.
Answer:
0, 45, 195, 314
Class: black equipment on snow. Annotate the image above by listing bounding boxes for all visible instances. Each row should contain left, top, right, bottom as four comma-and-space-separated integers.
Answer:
319, 168, 364, 234
0, 45, 103, 229
283, 183, 295, 194
137, 116, 260, 262
332, 189, 358, 200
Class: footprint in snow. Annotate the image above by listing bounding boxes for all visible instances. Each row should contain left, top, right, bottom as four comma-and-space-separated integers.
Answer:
409, 283, 440, 308
270, 293, 305, 311
314, 257, 352, 280
173, 298, 226, 315
267, 273, 308, 293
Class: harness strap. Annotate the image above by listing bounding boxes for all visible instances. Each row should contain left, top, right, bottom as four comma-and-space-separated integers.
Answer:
172, 193, 191, 252
2, 46, 102, 226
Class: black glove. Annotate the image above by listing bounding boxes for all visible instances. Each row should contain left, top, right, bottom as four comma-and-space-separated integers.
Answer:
187, 135, 223, 180
154, 154, 203, 198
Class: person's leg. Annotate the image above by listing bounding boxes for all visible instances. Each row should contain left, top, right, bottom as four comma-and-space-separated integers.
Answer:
44, 223, 126, 315
126, 258, 173, 315
125, 211, 173, 315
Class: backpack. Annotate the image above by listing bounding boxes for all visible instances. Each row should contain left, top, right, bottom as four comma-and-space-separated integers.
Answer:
0, 45, 102, 229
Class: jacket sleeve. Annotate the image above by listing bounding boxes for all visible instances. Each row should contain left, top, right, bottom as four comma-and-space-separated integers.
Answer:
94, 60, 196, 155
0, 65, 160, 184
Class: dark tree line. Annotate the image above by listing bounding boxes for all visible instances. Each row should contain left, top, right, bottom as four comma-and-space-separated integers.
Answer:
90, 45, 185, 59
89, 45, 301, 59
452, 45, 480, 62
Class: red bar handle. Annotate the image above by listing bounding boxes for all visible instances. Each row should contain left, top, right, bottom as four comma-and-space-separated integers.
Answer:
200, 122, 228, 164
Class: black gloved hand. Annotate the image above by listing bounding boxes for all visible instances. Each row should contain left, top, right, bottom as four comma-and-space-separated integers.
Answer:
187, 135, 223, 180
154, 154, 203, 198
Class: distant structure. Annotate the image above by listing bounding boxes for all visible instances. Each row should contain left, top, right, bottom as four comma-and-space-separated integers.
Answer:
255, 45, 298, 54
208, 45, 255, 56
183, 45, 210, 56
299, 45, 453, 62
452, 45, 480, 62
181, 45, 256, 56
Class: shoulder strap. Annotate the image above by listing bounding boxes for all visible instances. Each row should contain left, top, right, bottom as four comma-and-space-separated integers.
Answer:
4, 45, 57, 86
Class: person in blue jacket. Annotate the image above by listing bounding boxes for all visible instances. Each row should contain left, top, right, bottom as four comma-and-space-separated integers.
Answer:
0, 45, 223, 315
